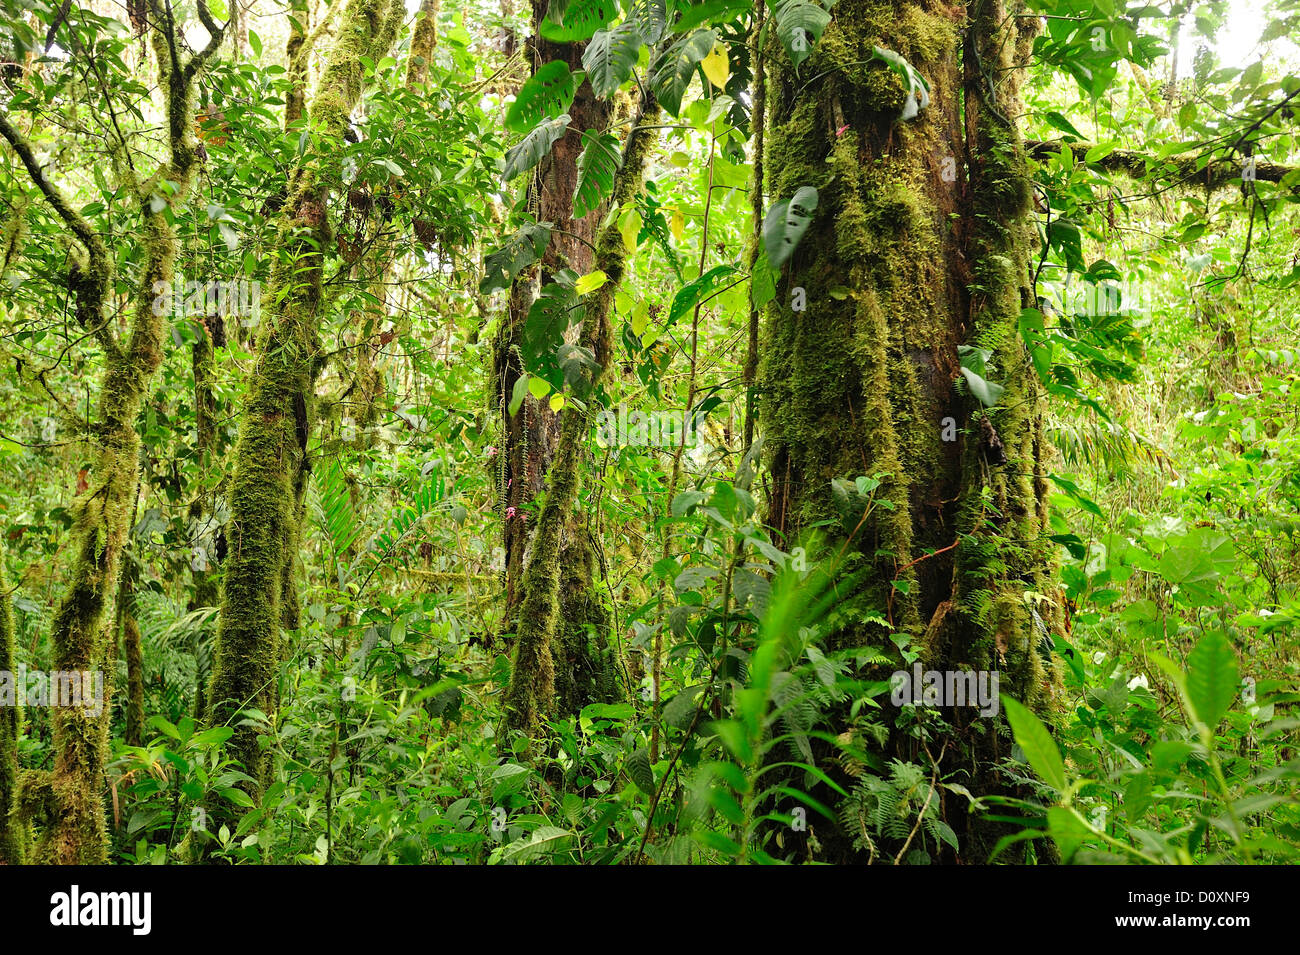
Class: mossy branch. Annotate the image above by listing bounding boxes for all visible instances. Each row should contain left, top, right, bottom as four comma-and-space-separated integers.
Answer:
1025, 138, 1300, 195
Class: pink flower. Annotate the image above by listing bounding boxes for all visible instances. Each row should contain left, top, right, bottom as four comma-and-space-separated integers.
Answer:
836, 124, 850, 137
506, 506, 516, 519
486, 445, 498, 457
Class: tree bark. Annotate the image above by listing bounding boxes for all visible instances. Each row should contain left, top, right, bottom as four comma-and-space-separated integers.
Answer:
494, 7, 622, 726
759, 0, 1062, 862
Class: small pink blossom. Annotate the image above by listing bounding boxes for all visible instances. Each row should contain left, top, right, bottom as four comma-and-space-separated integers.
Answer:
836, 124, 850, 137
486, 445, 498, 457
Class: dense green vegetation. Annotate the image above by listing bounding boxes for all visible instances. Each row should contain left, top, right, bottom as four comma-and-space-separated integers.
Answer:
0, 0, 1296, 865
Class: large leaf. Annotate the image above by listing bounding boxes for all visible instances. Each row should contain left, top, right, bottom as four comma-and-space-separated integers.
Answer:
480, 222, 552, 294
652, 28, 715, 115
574, 130, 621, 217
626, 746, 656, 795
762, 185, 818, 270
540, 0, 619, 43
498, 826, 574, 863
1185, 630, 1239, 731
773, 0, 831, 70
628, 0, 667, 44
960, 367, 1005, 408
583, 19, 645, 98
502, 114, 571, 181
1003, 696, 1067, 792
505, 62, 581, 133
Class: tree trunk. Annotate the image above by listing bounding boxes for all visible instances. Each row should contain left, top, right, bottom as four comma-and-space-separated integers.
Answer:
0, 5, 224, 862
204, 0, 405, 821
759, 0, 1062, 862
503, 96, 661, 735
0, 543, 26, 863
494, 8, 622, 725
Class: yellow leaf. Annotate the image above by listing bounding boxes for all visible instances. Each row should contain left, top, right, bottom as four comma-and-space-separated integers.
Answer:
669, 151, 691, 168
701, 43, 730, 90
670, 207, 685, 240
631, 300, 648, 337
617, 206, 642, 255
528, 376, 550, 399
549, 393, 565, 412
575, 270, 608, 295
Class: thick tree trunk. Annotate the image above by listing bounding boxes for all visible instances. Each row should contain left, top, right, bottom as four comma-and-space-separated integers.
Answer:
204, 0, 405, 821
759, 0, 1061, 862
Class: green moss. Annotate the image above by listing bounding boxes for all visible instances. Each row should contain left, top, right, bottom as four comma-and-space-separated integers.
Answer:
0, 543, 27, 863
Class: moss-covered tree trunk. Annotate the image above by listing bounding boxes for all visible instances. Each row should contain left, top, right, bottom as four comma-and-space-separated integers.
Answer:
0, 3, 225, 863
503, 97, 661, 734
759, 0, 1061, 862
494, 8, 622, 724
204, 0, 404, 818
0, 543, 25, 863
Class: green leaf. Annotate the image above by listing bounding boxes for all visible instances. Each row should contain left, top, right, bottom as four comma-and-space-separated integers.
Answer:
480, 222, 552, 294
1185, 630, 1238, 731
762, 185, 819, 271
626, 746, 656, 795
573, 131, 622, 218
498, 826, 573, 863
502, 114, 572, 181
1003, 696, 1067, 792
627, 0, 667, 44
960, 367, 1005, 408
774, 0, 831, 70
870, 45, 931, 120
583, 20, 644, 98
652, 29, 715, 116
539, 0, 619, 43
505, 61, 581, 133
668, 264, 740, 325
575, 269, 608, 294
509, 375, 531, 416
